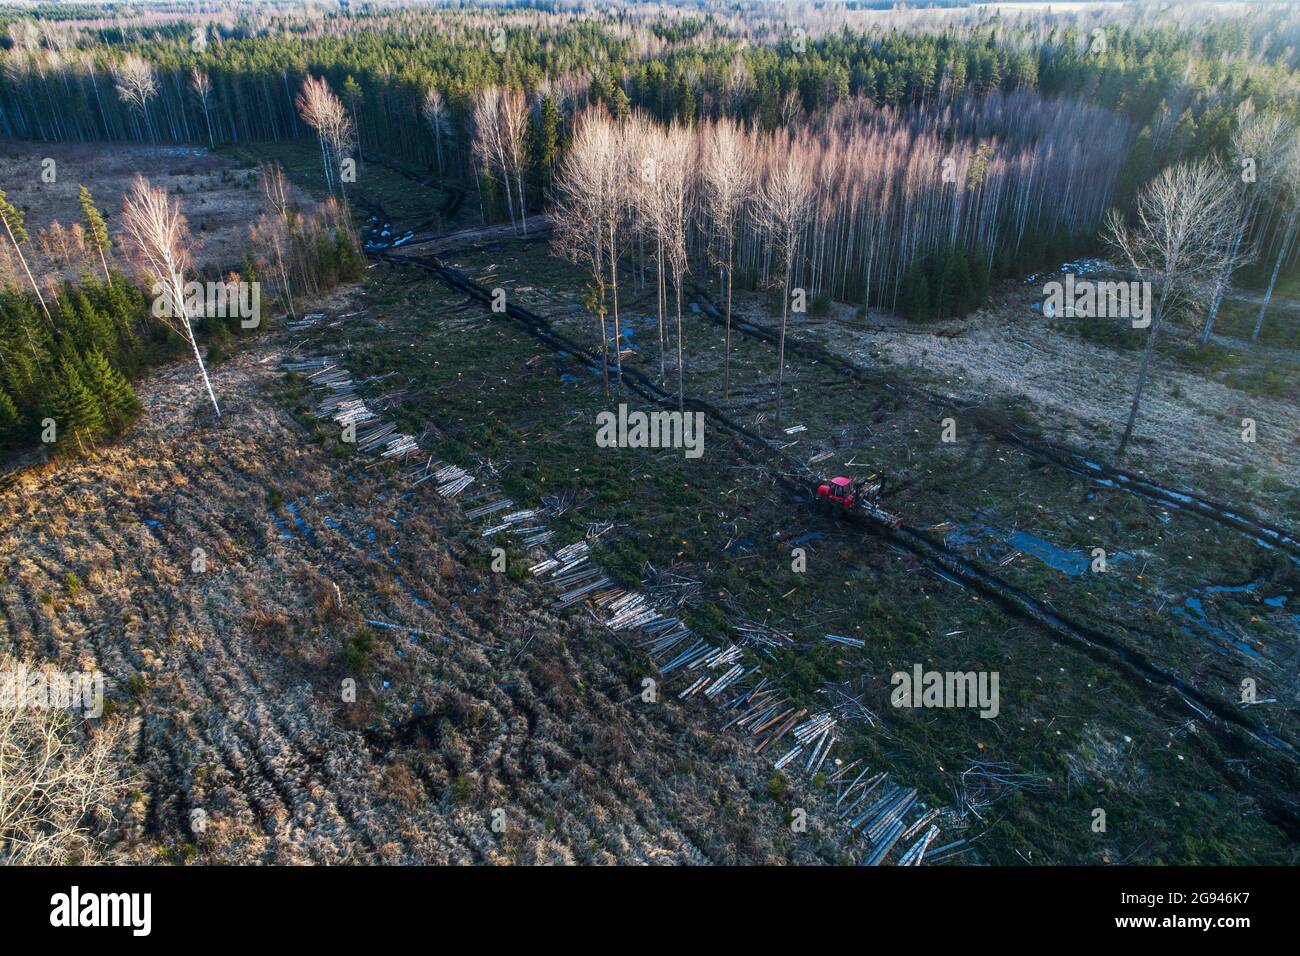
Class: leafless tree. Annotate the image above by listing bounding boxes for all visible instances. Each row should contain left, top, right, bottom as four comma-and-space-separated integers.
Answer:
1105, 159, 1238, 455
422, 86, 449, 178
1251, 128, 1300, 342
255, 163, 296, 319
112, 54, 157, 145
628, 115, 670, 380
471, 87, 530, 234
119, 175, 222, 417
551, 110, 620, 390
499, 89, 531, 235
0, 656, 126, 865
296, 75, 352, 199
660, 124, 693, 411
190, 67, 216, 148
471, 88, 513, 228
7, 20, 39, 53
1200, 108, 1291, 344
756, 149, 813, 430
703, 117, 752, 398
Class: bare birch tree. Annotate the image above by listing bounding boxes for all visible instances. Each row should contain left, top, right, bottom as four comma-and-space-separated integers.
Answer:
627, 116, 671, 381
120, 175, 222, 417
757, 150, 813, 430
472, 87, 517, 229
255, 162, 296, 319
703, 118, 752, 398
296, 76, 351, 199
112, 54, 157, 145
1250, 128, 1300, 342
499, 88, 531, 235
660, 124, 692, 411
1199, 109, 1290, 344
422, 86, 449, 178
1105, 159, 1238, 455
551, 111, 619, 390
190, 67, 216, 148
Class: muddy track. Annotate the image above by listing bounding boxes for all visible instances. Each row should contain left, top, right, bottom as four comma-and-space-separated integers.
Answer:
362, 155, 467, 229
359, 183, 1295, 557
683, 292, 1300, 562
375, 250, 1300, 835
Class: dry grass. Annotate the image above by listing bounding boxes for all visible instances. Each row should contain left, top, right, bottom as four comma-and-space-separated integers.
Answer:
0, 295, 847, 864
0, 139, 297, 278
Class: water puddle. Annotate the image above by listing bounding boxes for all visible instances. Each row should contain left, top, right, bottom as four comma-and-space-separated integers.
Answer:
945, 514, 1115, 577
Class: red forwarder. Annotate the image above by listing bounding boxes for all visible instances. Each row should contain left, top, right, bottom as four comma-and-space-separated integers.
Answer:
815, 475, 901, 528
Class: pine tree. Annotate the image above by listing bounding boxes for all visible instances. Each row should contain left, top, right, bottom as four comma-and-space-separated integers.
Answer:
674, 76, 696, 124
533, 93, 561, 197
334, 230, 365, 281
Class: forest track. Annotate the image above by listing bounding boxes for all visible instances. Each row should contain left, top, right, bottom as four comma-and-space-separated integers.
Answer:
357, 161, 1297, 558
685, 291, 1300, 562
375, 249, 1300, 821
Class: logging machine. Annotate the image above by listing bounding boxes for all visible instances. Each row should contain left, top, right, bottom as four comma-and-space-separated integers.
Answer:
815, 475, 901, 528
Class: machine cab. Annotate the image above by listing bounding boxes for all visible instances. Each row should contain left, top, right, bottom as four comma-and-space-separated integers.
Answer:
817, 476, 856, 507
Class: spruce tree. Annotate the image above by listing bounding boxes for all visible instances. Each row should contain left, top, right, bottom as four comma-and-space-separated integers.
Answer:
943, 251, 977, 317
83, 349, 141, 435
901, 264, 930, 321
78, 185, 113, 281
52, 361, 105, 453
0, 385, 19, 446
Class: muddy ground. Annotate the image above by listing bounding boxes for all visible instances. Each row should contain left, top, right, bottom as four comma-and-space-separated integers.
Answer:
329, 236, 1298, 864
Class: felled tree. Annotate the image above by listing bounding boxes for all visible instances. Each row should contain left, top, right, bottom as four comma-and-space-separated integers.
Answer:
119, 175, 221, 417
